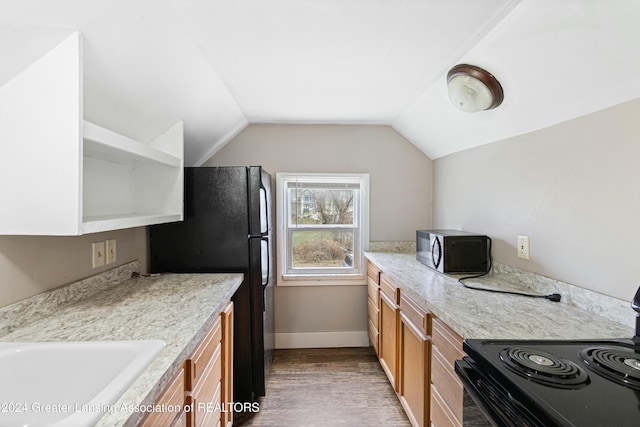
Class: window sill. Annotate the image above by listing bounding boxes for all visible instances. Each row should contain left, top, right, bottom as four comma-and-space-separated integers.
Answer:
279, 273, 366, 287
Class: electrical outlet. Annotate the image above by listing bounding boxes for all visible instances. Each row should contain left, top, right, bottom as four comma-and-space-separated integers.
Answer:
106, 239, 117, 265
517, 235, 530, 260
92, 241, 106, 268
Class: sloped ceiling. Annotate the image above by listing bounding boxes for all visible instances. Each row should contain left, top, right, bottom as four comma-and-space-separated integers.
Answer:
1, 0, 639, 165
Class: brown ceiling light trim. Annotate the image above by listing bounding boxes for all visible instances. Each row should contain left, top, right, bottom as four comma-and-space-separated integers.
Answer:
447, 64, 504, 112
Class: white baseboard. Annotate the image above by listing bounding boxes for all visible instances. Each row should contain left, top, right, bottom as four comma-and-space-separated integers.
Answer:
275, 331, 369, 349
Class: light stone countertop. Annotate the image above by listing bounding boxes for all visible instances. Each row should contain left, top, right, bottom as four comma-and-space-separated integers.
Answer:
0, 271, 243, 427
365, 252, 635, 341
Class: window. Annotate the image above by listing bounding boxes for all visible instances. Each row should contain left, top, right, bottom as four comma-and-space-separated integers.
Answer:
276, 173, 369, 285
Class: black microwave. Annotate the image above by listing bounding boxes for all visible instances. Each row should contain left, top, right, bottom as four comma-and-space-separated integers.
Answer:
416, 230, 489, 273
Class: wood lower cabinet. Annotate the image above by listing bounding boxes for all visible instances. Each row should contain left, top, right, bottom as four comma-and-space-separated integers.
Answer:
398, 293, 430, 427
187, 316, 223, 427
140, 365, 187, 426
187, 300, 234, 427
379, 273, 400, 390
367, 261, 381, 354
221, 302, 234, 427
430, 318, 465, 427
367, 259, 475, 427
140, 301, 233, 427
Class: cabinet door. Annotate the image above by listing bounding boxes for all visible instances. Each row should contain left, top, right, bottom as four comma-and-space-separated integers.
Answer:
379, 289, 399, 390
398, 310, 430, 427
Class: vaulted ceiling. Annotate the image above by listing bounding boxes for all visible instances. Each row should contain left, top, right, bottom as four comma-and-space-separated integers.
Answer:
2, 0, 639, 166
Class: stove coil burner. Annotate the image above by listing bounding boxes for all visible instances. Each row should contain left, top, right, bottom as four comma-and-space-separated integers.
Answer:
580, 346, 640, 391
500, 347, 589, 388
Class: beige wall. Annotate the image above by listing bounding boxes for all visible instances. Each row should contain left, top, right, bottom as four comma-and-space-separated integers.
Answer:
203, 124, 433, 346
205, 124, 433, 241
0, 228, 147, 308
433, 98, 640, 301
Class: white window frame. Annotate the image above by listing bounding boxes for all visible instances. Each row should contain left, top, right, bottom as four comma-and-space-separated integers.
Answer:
276, 173, 369, 286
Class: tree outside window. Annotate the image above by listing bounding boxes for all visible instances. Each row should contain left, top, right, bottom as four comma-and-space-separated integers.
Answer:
277, 173, 369, 283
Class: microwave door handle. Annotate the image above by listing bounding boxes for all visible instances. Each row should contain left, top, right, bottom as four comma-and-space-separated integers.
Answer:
432, 237, 442, 269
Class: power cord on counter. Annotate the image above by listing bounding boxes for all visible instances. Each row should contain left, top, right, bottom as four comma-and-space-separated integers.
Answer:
130, 272, 166, 278
458, 237, 562, 302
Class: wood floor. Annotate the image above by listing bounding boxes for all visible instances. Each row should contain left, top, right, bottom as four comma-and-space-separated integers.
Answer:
235, 347, 412, 427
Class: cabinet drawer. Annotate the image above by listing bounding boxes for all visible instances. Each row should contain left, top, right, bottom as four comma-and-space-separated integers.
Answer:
367, 261, 381, 283
431, 347, 463, 423
380, 274, 400, 304
141, 365, 186, 427
432, 318, 464, 367
195, 342, 223, 395
187, 318, 223, 390
191, 344, 222, 427
400, 292, 429, 335
430, 385, 462, 427
367, 278, 379, 308
193, 378, 222, 427
368, 297, 379, 330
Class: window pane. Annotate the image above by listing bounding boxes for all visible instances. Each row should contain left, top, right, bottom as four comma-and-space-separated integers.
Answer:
289, 188, 355, 226
291, 229, 354, 268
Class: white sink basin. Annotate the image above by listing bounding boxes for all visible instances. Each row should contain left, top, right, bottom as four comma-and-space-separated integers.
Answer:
0, 340, 165, 427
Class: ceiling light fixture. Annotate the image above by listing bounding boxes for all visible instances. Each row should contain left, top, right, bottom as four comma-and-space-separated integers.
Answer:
447, 64, 504, 113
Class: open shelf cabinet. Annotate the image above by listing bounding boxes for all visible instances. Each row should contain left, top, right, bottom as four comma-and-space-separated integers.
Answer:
0, 31, 183, 235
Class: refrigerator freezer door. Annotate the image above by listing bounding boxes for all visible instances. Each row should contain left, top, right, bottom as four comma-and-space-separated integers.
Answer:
149, 167, 249, 272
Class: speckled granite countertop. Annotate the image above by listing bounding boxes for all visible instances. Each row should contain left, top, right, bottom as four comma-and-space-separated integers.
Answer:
0, 268, 242, 427
365, 252, 635, 341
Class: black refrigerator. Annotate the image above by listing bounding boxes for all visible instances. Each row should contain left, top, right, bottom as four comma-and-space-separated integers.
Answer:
148, 166, 275, 403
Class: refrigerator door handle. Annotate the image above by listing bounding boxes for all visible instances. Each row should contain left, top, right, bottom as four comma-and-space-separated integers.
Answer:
249, 234, 270, 288
261, 236, 270, 288
248, 231, 270, 239
259, 183, 269, 235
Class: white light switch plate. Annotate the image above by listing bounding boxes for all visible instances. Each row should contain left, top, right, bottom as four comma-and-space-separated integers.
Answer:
106, 239, 117, 265
517, 235, 530, 260
92, 241, 106, 268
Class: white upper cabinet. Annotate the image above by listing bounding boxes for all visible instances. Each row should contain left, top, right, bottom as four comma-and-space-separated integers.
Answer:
0, 32, 183, 235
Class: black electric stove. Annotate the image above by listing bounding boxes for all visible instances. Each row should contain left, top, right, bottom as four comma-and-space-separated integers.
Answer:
455, 288, 640, 427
